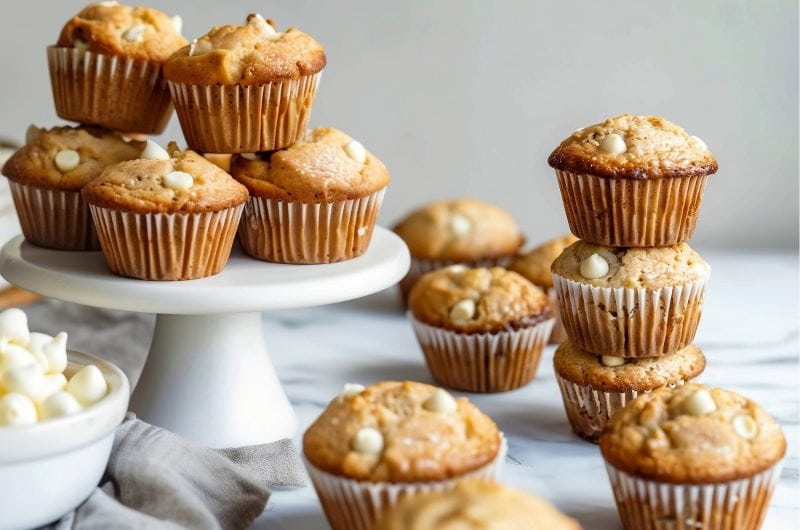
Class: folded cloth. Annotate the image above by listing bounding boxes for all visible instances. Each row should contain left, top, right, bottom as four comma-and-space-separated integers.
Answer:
48, 414, 306, 530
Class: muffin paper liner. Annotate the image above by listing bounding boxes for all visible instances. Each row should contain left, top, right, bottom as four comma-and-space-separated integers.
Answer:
89, 204, 243, 280
47, 46, 172, 134
547, 286, 568, 344
605, 460, 783, 530
238, 188, 385, 264
9, 182, 99, 251
555, 170, 708, 247
552, 272, 709, 357
305, 434, 506, 530
168, 73, 321, 153
398, 255, 516, 301
409, 315, 555, 392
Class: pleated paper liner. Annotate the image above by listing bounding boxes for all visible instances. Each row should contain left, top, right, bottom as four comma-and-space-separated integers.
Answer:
555, 170, 708, 247
398, 255, 516, 302
168, 73, 321, 153
89, 205, 243, 280
605, 460, 783, 530
9, 182, 99, 250
409, 315, 555, 392
304, 434, 507, 530
547, 286, 569, 344
552, 272, 709, 357
47, 46, 172, 134
238, 189, 385, 264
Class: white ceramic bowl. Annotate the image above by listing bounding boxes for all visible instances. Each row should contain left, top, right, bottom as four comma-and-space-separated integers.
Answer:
0, 350, 129, 529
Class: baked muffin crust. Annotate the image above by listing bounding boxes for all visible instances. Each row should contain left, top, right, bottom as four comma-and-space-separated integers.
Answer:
600, 384, 786, 483
408, 267, 551, 334
163, 14, 325, 85
2, 125, 143, 191
554, 342, 705, 393
551, 241, 709, 290
303, 381, 501, 483
56, 2, 187, 62
509, 234, 578, 288
231, 127, 389, 203
548, 114, 718, 180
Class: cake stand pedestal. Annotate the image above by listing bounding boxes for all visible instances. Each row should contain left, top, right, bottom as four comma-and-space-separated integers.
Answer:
0, 228, 409, 447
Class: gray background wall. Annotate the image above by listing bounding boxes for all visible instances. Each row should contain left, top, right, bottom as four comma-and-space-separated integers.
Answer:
1, 1, 797, 249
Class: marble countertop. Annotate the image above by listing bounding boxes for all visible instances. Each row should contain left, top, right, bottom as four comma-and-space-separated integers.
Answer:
251, 250, 799, 529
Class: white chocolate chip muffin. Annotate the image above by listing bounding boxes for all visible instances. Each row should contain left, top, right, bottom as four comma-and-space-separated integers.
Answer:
548, 114, 718, 246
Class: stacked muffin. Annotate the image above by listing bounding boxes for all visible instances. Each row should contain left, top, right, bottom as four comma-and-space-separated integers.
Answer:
546, 115, 716, 442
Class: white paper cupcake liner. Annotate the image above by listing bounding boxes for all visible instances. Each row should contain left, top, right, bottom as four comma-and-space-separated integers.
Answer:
168, 73, 321, 153
409, 315, 555, 392
47, 46, 172, 134
605, 460, 783, 530
9, 182, 99, 250
305, 434, 507, 530
398, 255, 516, 301
89, 204, 243, 280
547, 286, 568, 344
238, 188, 385, 264
553, 272, 709, 357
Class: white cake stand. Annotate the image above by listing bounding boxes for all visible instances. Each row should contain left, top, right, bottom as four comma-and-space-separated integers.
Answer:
0, 228, 409, 447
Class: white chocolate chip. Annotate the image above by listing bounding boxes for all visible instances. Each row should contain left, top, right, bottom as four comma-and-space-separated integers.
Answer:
0, 308, 30, 348
122, 24, 146, 43
449, 213, 472, 236
0, 393, 37, 426
171, 15, 183, 34
40, 391, 83, 420
66, 365, 108, 406
74, 39, 90, 54
599, 133, 627, 155
41, 373, 68, 401
1, 363, 46, 401
732, 414, 758, 440
140, 139, 170, 160
447, 264, 468, 274
691, 135, 707, 151
601, 355, 626, 367
683, 388, 717, 417
163, 171, 194, 191
188, 38, 212, 57
41, 332, 68, 375
99, 1, 119, 6
240, 153, 258, 161
25, 124, 41, 145
54, 149, 81, 173
0, 344, 39, 373
352, 427, 384, 455
248, 14, 279, 38
338, 383, 365, 401
423, 389, 457, 414
449, 299, 476, 322
343, 140, 367, 164
120, 132, 147, 143
580, 253, 609, 280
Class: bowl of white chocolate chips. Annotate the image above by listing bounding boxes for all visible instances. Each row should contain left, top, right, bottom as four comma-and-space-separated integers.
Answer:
0, 308, 130, 529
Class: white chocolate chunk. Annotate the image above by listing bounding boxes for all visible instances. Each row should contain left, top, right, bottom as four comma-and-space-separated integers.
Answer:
188, 38, 212, 57
423, 389, 457, 414
171, 15, 183, 34
601, 355, 626, 367
449, 213, 472, 236
163, 171, 194, 191
74, 39, 90, 54
352, 427, 384, 455
1, 363, 46, 401
40, 391, 83, 420
42, 332, 68, 374
240, 153, 258, 161
732, 414, 758, 440
579, 253, 609, 280
41, 373, 68, 401
599, 133, 627, 155
25, 332, 53, 371
343, 140, 367, 164
0, 344, 39, 373
122, 24, 146, 43
54, 149, 81, 173
338, 383, 365, 401
140, 139, 170, 160
447, 264, 468, 273
25, 124, 41, 145
248, 13, 277, 35
99, 1, 119, 6
449, 299, 476, 322
683, 388, 717, 416
0, 307, 30, 348
0, 393, 37, 426
120, 132, 147, 143
691, 135, 707, 151
66, 365, 108, 406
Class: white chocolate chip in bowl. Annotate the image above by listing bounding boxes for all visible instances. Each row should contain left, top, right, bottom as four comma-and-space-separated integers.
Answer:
0, 307, 30, 348
352, 427, 384, 455
601, 355, 626, 367
343, 140, 367, 164
683, 388, 717, 417
122, 24, 147, 43
449, 299, 476, 322
732, 414, 758, 440
54, 149, 81, 173
0, 393, 38, 426
66, 365, 108, 406
423, 389, 457, 414
599, 133, 627, 155
579, 253, 609, 280
163, 171, 194, 191
39, 391, 82, 420
449, 213, 472, 236
140, 139, 170, 161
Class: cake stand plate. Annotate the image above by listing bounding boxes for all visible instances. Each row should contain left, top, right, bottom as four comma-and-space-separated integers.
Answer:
0, 228, 409, 447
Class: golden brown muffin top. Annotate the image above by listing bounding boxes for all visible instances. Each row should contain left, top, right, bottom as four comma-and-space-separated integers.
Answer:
2, 125, 144, 191
509, 234, 578, 288
551, 241, 709, 290
548, 114, 718, 180
600, 384, 786, 483
82, 142, 248, 214
56, 2, 187, 63
375, 480, 582, 530
554, 342, 705, 393
393, 199, 524, 261
163, 13, 325, 85
303, 381, 501, 483
231, 128, 389, 203
408, 267, 552, 334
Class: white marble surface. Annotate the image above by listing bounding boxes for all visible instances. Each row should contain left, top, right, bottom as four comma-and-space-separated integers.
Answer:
252, 251, 799, 530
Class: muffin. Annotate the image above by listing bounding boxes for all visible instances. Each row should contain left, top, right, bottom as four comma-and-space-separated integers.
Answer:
1, 125, 144, 250
554, 341, 705, 443
600, 384, 786, 530
548, 115, 717, 247
303, 381, 506, 530
49, 2, 186, 133
232, 127, 389, 264
509, 234, 578, 343
551, 241, 710, 357
408, 267, 554, 392
375, 480, 582, 530
164, 13, 325, 153
393, 199, 524, 300
82, 141, 248, 280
